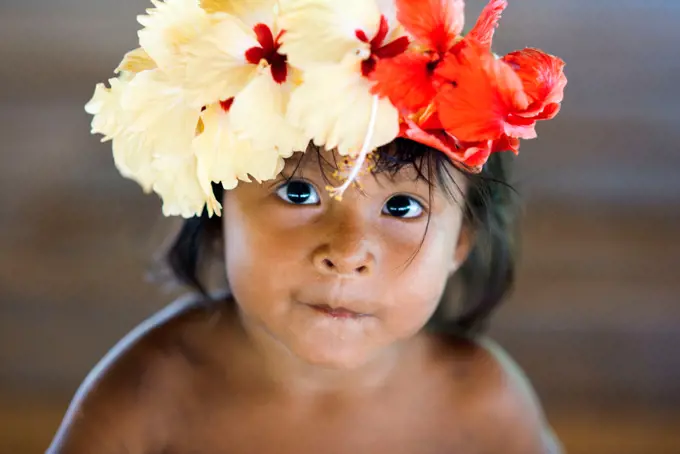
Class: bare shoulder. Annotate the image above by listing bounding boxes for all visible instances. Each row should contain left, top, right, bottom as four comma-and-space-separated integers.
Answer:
47, 293, 228, 454
432, 334, 563, 454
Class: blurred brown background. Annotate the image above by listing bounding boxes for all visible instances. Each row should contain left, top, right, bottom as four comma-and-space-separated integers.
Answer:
1, 0, 679, 453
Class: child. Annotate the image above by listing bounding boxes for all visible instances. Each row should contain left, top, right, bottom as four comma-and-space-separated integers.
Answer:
49, 0, 567, 452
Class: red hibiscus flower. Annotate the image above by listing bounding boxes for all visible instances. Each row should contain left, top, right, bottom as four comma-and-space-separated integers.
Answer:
435, 39, 532, 143
370, 0, 565, 171
370, 0, 465, 112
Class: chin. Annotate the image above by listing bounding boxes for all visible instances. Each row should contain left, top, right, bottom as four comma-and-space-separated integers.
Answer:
290, 339, 377, 370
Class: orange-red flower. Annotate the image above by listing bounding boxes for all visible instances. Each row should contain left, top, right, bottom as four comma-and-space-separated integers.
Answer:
503, 48, 567, 120
371, 0, 508, 110
370, 0, 521, 170
371, 0, 465, 112
369, 0, 565, 172
435, 39, 531, 143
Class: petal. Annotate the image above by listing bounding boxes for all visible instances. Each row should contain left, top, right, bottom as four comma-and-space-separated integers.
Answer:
395, 0, 464, 53
201, 0, 276, 26
193, 104, 244, 193
503, 117, 537, 140
85, 76, 162, 192
454, 141, 492, 170
534, 102, 561, 120
371, 52, 436, 112
111, 132, 157, 192
181, 15, 260, 107
287, 62, 400, 155
503, 48, 567, 113
120, 69, 200, 152
194, 104, 285, 194
137, 0, 214, 74
85, 78, 129, 141
400, 118, 490, 170
278, 0, 382, 67
492, 134, 520, 155
230, 72, 309, 158
115, 47, 157, 74
435, 40, 528, 142
467, 0, 507, 50
400, 118, 457, 155
152, 154, 221, 218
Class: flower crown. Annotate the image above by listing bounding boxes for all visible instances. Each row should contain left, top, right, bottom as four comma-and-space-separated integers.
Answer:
86, 0, 567, 218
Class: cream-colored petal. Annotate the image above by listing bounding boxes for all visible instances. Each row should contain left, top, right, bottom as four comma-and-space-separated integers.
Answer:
286, 61, 399, 155
111, 132, 157, 193
230, 71, 308, 159
120, 69, 199, 153
278, 0, 381, 68
193, 104, 245, 193
375, 0, 397, 29
182, 15, 260, 107
194, 103, 284, 194
85, 75, 160, 192
137, 0, 214, 75
115, 47, 157, 74
375, 0, 407, 44
152, 154, 221, 218
85, 78, 129, 141
201, 0, 277, 27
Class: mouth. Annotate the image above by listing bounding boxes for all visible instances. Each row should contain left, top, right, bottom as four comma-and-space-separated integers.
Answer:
306, 304, 370, 319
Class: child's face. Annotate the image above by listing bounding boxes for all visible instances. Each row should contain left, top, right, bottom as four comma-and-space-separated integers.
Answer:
223, 148, 470, 369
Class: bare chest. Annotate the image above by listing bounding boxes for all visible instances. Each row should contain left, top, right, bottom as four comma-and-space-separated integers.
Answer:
165, 395, 488, 454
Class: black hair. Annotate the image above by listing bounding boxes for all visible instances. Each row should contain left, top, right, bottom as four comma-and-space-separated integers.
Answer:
163, 138, 519, 336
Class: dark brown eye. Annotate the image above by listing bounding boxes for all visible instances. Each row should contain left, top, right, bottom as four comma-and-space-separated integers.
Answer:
276, 180, 319, 205
382, 195, 423, 218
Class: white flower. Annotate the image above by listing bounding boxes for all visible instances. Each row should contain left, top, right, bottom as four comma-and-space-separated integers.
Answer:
286, 60, 398, 155
278, 0, 405, 155
181, 4, 308, 178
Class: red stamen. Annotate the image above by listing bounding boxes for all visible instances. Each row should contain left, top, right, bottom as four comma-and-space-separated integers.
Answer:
270, 53, 288, 83
361, 58, 377, 76
371, 16, 389, 48
244, 23, 288, 83
245, 47, 266, 65
357, 15, 410, 77
253, 23, 275, 52
373, 36, 410, 59
220, 98, 234, 112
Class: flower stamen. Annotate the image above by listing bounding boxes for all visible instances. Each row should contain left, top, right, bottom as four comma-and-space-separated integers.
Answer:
356, 16, 410, 77
245, 24, 288, 83
327, 95, 380, 200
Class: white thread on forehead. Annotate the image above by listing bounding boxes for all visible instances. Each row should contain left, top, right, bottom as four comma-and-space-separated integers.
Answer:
327, 94, 380, 200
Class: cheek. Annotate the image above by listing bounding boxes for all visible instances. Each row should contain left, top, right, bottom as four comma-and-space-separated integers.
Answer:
376, 214, 463, 335
222, 196, 312, 318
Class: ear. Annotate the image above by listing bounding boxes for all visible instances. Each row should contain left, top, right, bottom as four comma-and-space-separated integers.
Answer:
450, 222, 475, 275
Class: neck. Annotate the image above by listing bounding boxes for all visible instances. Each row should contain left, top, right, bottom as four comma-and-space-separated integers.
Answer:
229, 307, 419, 398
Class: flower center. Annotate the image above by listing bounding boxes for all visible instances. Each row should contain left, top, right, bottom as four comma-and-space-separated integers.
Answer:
355, 15, 410, 77
245, 24, 288, 83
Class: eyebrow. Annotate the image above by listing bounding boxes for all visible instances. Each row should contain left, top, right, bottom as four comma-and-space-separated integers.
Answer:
280, 151, 339, 185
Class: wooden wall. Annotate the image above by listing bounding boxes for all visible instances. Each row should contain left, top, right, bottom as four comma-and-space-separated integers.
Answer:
1, 1, 679, 452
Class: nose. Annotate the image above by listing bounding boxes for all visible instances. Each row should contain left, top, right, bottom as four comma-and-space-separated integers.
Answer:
312, 239, 375, 278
